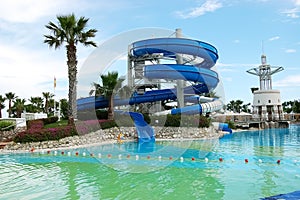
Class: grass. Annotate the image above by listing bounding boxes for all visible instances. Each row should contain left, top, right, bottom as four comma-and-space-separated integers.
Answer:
44, 120, 68, 128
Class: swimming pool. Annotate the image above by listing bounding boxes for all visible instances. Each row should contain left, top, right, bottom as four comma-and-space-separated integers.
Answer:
1, 125, 300, 199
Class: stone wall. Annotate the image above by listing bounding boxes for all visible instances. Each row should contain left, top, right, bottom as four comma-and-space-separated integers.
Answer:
0, 127, 26, 142
3, 126, 223, 151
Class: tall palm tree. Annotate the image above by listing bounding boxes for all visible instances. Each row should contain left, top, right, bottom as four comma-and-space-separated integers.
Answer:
235, 100, 244, 113
227, 99, 244, 113
44, 13, 97, 121
90, 71, 119, 120
28, 97, 44, 113
5, 92, 17, 117
241, 102, 251, 113
0, 95, 6, 118
42, 92, 54, 114
12, 98, 26, 118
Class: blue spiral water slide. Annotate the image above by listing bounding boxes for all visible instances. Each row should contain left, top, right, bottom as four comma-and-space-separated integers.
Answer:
77, 37, 225, 142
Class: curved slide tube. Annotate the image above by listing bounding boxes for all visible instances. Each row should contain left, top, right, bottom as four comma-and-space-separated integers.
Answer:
77, 83, 209, 111
116, 111, 155, 143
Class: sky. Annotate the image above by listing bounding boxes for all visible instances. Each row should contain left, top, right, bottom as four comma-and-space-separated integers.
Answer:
0, 0, 300, 117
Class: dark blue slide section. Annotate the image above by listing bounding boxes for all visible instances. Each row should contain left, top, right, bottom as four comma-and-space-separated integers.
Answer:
261, 190, 300, 200
77, 83, 209, 111
131, 38, 218, 68
219, 123, 232, 134
116, 111, 155, 143
129, 112, 155, 143
144, 64, 219, 89
171, 104, 203, 115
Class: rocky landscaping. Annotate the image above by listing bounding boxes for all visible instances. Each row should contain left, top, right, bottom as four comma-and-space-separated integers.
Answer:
1, 126, 225, 152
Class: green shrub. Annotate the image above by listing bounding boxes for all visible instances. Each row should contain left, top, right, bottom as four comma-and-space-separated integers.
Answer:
77, 110, 108, 120
97, 110, 108, 119
225, 120, 236, 129
198, 115, 211, 128
150, 114, 211, 127
99, 120, 118, 129
142, 113, 151, 124
165, 114, 181, 127
0, 120, 15, 131
42, 116, 58, 125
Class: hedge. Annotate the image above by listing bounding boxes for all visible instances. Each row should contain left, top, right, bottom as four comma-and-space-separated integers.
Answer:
77, 110, 108, 121
14, 119, 118, 143
13, 125, 77, 143
150, 114, 211, 128
26, 116, 58, 129
0, 120, 15, 131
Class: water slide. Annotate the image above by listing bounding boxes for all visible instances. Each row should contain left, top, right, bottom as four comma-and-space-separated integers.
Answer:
77, 37, 226, 141
115, 111, 155, 143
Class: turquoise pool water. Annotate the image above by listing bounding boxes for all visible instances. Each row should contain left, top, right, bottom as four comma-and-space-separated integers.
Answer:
1, 125, 300, 200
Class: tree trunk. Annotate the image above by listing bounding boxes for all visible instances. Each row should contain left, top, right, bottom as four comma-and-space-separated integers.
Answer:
107, 95, 114, 120
66, 44, 78, 120
45, 98, 48, 114
8, 101, 11, 118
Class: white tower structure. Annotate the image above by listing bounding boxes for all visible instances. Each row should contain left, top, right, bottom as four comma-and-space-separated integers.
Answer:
247, 54, 284, 121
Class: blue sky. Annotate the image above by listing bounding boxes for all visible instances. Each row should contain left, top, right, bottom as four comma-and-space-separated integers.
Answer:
0, 0, 299, 117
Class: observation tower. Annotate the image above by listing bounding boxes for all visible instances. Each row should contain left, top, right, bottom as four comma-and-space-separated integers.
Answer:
247, 54, 284, 121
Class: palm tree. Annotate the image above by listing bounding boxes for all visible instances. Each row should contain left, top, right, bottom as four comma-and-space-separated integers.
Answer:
235, 100, 244, 113
60, 99, 68, 119
0, 95, 6, 118
227, 100, 235, 112
42, 92, 54, 114
12, 98, 26, 118
241, 103, 251, 113
90, 71, 119, 120
227, 99, 246, 113
205, 91, 219, 98
44, 13, 97, 121
5, 92, 17, 117
28, 97, 44, 113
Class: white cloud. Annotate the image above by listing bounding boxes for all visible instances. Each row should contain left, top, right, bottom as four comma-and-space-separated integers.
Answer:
282, 8, 300, 19
176, 0, 223, 19
269, 36, 280, 41
294, 0, 300, 6
285, 49, 296, 53
0, 42, 68, 100
0, 0, 78, 23
273, 74, 300, 87
233, 39, 240, 43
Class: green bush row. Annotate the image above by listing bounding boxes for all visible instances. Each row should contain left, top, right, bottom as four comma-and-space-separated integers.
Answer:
0, 120, 15, 131
102, 113, 211, 129
26, 116, 58, 129
150, 114, 211, 128
14, 119, 116, 143
77, 110, 108, 120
